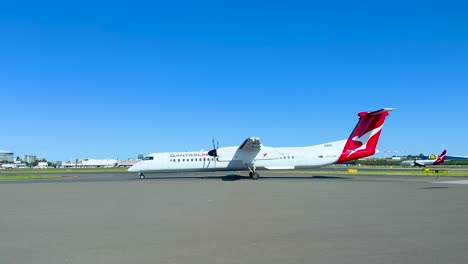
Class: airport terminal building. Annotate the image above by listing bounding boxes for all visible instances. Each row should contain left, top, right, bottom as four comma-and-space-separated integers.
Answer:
0, 150, 14, 162
23, 155, 37, 163
62, 158, 118, 168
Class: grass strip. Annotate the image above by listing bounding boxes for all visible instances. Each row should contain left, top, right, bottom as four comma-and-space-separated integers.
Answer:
0, 175, 62, 180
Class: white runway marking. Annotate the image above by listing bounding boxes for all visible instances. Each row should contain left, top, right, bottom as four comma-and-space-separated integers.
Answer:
436, 180, 468, 185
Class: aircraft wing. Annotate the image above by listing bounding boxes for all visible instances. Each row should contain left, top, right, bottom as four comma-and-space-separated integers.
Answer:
414, 161, 426, 167
239, 137, 262, 151
236, 137, 282, 162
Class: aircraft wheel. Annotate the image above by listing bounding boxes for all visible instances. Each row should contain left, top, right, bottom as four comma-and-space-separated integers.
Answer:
249, 172, 253, 177
251, 173, 259, 180
139, 173, 145, 179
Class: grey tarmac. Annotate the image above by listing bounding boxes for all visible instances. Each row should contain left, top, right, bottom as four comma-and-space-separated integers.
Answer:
1, 171, 468, 264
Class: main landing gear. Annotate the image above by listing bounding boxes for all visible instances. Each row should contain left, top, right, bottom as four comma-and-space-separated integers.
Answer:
249, 171, 260, 180
247, 164, 260, 180
139, 172, 145, 179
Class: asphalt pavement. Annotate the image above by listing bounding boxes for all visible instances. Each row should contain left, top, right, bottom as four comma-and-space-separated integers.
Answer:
1, 171, 468, 264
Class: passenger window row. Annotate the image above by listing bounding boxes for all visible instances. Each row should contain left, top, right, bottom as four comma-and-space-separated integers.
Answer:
169, 156, 295, 162
169, 158, 215, 162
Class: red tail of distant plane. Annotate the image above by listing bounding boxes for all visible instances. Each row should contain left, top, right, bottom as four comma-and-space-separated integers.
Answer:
433, 150, 447, 165
337, 108, 394, 163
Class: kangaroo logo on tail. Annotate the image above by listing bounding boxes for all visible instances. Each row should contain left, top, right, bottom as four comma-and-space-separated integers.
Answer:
346, 123, 384, 158
337, 108, 394, 163
433, 150, 447, 165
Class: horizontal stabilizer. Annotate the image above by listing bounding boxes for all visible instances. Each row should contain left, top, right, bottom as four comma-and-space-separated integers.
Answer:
369, 108, 396, 115
359, 108, 396, 117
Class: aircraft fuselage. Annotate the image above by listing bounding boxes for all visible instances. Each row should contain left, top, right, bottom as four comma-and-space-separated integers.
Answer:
128, 140, 347, 173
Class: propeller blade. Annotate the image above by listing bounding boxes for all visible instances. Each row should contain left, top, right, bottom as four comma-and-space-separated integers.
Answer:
208, 138, 218, 157
207, 138, 219, 167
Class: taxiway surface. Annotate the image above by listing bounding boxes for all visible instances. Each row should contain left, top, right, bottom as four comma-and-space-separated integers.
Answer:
1, 171, 468, 264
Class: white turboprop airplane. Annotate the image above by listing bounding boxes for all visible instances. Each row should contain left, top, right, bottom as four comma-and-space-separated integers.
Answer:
129, 108, 395, 179
400, 150, 447, 167
0, 163, 16, 169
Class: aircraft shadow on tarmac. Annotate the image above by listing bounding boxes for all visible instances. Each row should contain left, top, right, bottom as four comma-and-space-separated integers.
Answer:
141, 175, 349, 182
419, 186, 449, 189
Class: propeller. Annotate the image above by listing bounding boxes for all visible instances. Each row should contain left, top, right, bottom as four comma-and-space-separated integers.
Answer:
207, 138, 218, 158
207, 138, 220, 167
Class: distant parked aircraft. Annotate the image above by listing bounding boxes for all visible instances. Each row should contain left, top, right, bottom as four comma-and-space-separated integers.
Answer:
0, 163, 16, 169
400, 150, 447, 167
129, 108, 395, 179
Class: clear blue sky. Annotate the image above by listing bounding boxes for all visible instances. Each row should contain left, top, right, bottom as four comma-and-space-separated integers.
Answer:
1, 1, 467, 161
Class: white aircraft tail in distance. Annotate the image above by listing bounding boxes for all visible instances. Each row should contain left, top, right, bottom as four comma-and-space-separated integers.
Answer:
129, 108, 395, 179
400, 150, 447, 167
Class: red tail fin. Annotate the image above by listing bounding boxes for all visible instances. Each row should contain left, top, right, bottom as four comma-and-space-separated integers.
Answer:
433, 150, 447, 165
337, 108, 394, 163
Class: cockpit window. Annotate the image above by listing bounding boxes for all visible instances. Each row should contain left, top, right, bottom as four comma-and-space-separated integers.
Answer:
143, 156, 154, 160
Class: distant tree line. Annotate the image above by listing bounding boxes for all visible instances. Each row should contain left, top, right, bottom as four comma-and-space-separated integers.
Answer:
444, 160, 468, 166
344, 159, 401, 166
